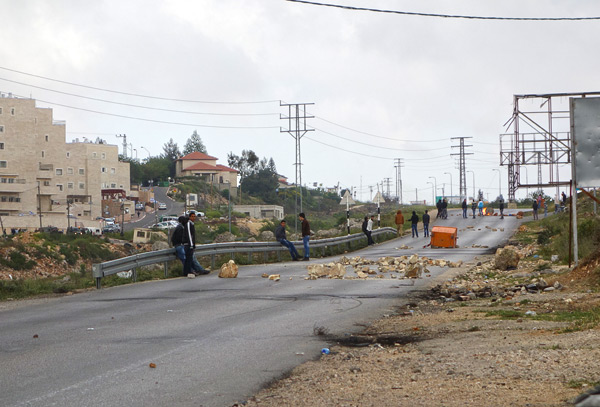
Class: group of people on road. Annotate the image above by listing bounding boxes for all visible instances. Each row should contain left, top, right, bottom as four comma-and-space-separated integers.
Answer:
275, 213, 311, 261
394, 209, 430, 239
436, 199, 448, 219
171, 211, 210, 276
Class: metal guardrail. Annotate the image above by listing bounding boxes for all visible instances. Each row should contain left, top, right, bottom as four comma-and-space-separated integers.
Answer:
92, 227, 397, 288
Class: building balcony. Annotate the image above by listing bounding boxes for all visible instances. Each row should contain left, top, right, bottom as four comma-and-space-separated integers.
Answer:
0, 202, 25, 211
0, 183, 29, 193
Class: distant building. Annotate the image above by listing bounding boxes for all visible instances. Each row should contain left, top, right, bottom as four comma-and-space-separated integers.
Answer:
0, 95, 130, 226
232, 204, 284, 220
175, 152, 238, 187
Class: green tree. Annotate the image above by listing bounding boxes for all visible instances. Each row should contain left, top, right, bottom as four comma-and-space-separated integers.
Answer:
241, 169, 279, 203
183, 130, 207, 155
162, 138, 181, 178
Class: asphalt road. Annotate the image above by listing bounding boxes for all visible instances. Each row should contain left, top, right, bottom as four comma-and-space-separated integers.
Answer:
125, 187, 184, 231
0, 208, 524, 407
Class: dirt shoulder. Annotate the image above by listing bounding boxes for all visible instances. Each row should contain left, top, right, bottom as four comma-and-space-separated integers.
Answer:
240, 252, 600, 407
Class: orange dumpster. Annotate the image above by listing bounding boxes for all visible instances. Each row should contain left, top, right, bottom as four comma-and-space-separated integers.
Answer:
430, 226, 458, 248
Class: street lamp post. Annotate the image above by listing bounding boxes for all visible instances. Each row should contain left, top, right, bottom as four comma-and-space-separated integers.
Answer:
467, 170, 475, 201
226, 181, 231, 234
427, 181, 434, 206
444, 172, 452, 204
133, 148, 138, 161
140, 146, 151, 160
493, 169, 501, 199
428, 176, 437, 204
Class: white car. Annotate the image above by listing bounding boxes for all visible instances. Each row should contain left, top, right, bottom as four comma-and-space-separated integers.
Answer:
151, 221, 178, 230
158, 202, 167, 210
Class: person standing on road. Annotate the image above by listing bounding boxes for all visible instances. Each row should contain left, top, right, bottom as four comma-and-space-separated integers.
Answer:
423, 210, 430, 238
441, 199, 448, 219
182, 211, 197, 275
478, 200, 484, 216
275, 220, 300, 261
436, 199, 442, 218
499, 199, 505, 219
462, 199, 468, 219
366, 216, 375, 245
532, 199, 539, 220
471, 200, 477, 219
172, 216, 187, 269
394, 209, 405, 236
410, 211, 419, 238
299, 212, 310, 261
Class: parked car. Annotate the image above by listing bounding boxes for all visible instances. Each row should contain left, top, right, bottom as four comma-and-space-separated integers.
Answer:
102, 224, 121, 234
150, 221, 178, 230
135, 203, 145, 211
158, 202, 167, 210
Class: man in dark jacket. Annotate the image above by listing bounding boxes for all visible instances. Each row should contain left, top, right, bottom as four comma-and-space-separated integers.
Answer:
299, 212, 310, 261
275, 220, 300, 261
462, 199, 467, 218
422, 210, 430, 237
410, 211, 419, 238
182, 211, 197, 275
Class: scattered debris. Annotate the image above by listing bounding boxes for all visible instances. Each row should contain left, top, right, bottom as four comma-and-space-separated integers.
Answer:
219, 259, 238, 278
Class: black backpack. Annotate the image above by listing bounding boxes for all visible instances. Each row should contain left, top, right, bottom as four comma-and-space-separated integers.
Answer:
171, 224, 184, 246
362, 219, 368, 232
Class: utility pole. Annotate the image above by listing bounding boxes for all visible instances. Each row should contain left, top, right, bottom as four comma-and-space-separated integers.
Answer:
280, 102, 314, 233
451, 137, 473, 204
383, 177, 392, 200
116, 134, 127, 159
37, 182, 43, 230
394, 158, 404, 204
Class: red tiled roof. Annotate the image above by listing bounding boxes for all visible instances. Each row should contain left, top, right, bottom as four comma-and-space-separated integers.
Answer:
179, 151, 218, 160
216, 164, 239, 173
183, 162, 219, 171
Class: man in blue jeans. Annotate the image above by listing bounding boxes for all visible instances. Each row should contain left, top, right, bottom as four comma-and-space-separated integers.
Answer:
299, 212, 310, 261
410, 211, 419, 238
275, 220, 300, 261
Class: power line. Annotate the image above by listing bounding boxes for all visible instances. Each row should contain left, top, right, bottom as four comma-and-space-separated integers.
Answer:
312, 114, 448, 142
313, 126, 449, 151
0, 77, 279, 116
0, 66, 280, 104
286, 0, 600, 21
7, 93, 279, 129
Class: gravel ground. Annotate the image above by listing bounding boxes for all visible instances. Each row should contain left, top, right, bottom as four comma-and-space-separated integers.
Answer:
239, 254, 600, 407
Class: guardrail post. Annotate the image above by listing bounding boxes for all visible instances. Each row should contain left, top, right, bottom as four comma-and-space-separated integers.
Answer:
133, 268, 138, 282
248, 252, 252, 264
263, 251, 268, 263
277, 250, 281, 261
211, 254, 215, 269
164, 262, 168, 278
92, 264, 102, 289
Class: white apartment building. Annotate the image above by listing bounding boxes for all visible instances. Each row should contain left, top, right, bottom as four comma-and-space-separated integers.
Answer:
0, 95, 129, 227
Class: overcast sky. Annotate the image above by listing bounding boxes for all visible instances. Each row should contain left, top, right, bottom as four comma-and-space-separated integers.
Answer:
1, 0, 597, 204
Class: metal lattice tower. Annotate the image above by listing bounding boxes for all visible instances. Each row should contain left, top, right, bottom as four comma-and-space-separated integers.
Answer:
451, 137, 473, 203
280, 103, 314, 230
394, 158, 404, 204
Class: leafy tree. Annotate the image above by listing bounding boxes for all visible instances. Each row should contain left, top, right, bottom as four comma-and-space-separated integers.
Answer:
183, 130, 207, 155
162, 138, 181, 178
241, 169, 279, 203
227, 150, 259, 178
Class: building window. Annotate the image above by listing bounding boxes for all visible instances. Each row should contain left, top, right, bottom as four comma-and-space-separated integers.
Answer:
111, 183, 116, 188
110, 168, 116, 174
66, 152, 70, 158
56, 184, 63, 191
0, 107, 2, 114
79, 168, 85, 175
101, 167, 106, 173
41, 151, 45, 158
0, 142, 4, 149
0, 125, 4, 133
0, 161, 6, 168
43, 181, 50, 186
67, 168, 74, 175
45, 135, 49, 142
67, 183, 74, 189
56, 168, 63, 176
79, 182, 85, 189
10, 108, 15, 116
92, 152, 97, 158
101, 153, 106, 159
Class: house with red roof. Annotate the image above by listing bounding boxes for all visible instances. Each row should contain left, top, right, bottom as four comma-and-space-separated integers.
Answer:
175, 152, 238, 187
